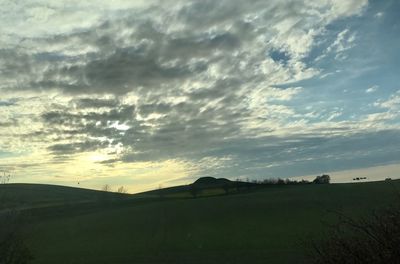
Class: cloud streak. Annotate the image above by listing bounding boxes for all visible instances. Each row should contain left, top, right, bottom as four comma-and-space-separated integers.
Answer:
2, 0, 400, 191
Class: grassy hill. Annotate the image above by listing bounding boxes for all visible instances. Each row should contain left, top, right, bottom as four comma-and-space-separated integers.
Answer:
2, 180, 400, 264
0, 183, 131, 211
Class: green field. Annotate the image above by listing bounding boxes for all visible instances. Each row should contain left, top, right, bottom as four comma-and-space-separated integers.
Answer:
2, 180, 400, 264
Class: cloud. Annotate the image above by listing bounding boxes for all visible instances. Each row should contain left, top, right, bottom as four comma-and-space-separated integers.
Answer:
366, 85, 379, 93
7, 0, 400, 191
0, 0, 158, 41
1, 0, 370, 96
48, 140, 109, 155
316, 28, 357, 61
375, 12, 384, 18
74, 98, 120, 109
0, 100, 16, 107
328, 0, 368, 18
375, 90, 400, 111
0, 120, 17, 127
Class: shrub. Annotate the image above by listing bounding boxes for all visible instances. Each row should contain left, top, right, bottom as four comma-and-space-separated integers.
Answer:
308, 207, 400, 264
0, 212, 33, 264
313, 175, 330, 184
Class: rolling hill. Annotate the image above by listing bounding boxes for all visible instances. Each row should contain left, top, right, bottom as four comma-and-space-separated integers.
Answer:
1, 179, 399, 263
0, 183, 131, 212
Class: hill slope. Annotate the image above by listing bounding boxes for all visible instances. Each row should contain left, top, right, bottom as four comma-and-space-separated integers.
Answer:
15, 180, 400, 264
0, 183, 130, 211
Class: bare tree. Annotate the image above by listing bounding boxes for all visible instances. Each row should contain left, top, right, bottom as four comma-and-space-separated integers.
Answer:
313, 174, 330, 184
308, 207, 400, 263
117, 186, 128, 194
98, 184, 113, 203
0, 171, 11, 184
101, 184, 112, 192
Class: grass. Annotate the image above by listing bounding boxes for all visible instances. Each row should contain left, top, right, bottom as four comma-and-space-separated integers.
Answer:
0, 184, 109, 210
2, 180, 400, 264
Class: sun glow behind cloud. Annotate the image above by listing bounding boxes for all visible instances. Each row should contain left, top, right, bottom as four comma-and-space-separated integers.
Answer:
1, 0, 400, 192
87, 153, 109, 163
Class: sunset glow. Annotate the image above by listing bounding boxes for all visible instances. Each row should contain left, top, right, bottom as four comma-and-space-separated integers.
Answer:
1, 0, 400, 193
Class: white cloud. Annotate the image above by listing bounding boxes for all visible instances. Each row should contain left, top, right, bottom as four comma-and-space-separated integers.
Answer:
327, 111, 342, 121
319, 28, 357, 61
366, 85, 379, 93
374, 90, 400, 111
0, 0, 157, 40
375, 12, 384, 18
4, 0, 393, 191
328, 0, 368, 19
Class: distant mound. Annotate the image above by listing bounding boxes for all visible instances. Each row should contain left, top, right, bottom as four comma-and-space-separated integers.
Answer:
193, 177, 231, 186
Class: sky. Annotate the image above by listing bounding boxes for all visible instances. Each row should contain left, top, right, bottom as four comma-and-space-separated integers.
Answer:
1, 0, 400, 193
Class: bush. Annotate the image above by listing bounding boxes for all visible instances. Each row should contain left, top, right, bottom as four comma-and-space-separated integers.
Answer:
308, 207, 400, 264
0, 212, 33, 264
313, 175, 330, 184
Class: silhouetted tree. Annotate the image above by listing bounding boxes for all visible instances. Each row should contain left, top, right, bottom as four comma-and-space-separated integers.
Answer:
99, 184, 113, 203
313, 175, 330, 184
300, 179, 310, 184
101, 184, 112, 192
277, 178, 285, 185
262, 178, 276, 185
117, 186, 127, 194
0, 171, 11, 184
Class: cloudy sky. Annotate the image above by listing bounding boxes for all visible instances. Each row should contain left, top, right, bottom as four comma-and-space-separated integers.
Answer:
1, 0, 400, 192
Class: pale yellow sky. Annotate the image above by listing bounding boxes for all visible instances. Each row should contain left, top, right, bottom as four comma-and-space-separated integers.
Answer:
292, 163, 400, 184
1, 0, 400, 194
4, 151, 201, 193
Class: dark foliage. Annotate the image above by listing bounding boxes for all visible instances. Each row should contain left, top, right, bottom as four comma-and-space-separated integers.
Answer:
193, 177, 230, 186
313, 175, 330, 184
193, 177, 237, 195
309, 207, 400, 264
0, 212, 33, 264
258, 178, 311, 185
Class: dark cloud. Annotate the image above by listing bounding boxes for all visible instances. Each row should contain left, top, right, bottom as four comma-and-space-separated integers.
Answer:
1, 1, 268, 96
188, 129, 400, 179
138, 103, 173, 116
48, 140, 109, 155
0, 121, 16, 127
4, 0, 398, 183
28, 45, 210, 95
35, 103, 138, 152
42, 105, 135, 125
177, 0, 267, 28
0, 100, 16, 107
166, 32, 241, 58
72, 48, 206, 94
188, 78, 243, 101
75, 98, 120, 109
0, 118, 18, 127
0, 49, 34, 81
